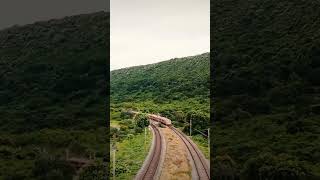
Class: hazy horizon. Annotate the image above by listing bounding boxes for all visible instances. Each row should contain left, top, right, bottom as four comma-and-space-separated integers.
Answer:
0, 0, 109, 30
0, 11, 109, 31
110, 52, 209, 71
111, 0, 210, 70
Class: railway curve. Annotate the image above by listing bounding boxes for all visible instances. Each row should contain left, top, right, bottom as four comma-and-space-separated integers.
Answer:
133, 112, 210, 180
170, 126, 210, 180
135, 123, 163, 180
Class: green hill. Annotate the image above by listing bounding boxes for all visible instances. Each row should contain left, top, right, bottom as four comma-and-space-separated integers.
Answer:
212, 0, 320, 179
110, 53, 210, 137
110, 53, 210, 178
111, 53, 210, 103
0, 12, 108, 179
111, 53, 210, 129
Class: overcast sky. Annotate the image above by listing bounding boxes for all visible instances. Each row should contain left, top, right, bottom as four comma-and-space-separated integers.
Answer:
0, 0, 109, 30
111, 0, 210, 70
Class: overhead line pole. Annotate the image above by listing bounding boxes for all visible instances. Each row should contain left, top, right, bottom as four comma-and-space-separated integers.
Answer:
208, 128, 210, 159
112, 135, 117, 180
190, 114, 192, 136
193, 128, 208, 137
144, 127, 146, 152
113, 149, 116, 180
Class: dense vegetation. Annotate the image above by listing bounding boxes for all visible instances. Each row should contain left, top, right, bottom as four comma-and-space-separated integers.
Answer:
110, 126, 152, 179
212, 0, 320, 179
111, 53, 210, 102
0, 12, 108, 179
110, 53, 210, 177
111, 53, 210, 132
110, 108, 153, 178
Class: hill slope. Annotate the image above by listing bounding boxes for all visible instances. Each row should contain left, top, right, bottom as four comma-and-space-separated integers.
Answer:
0, 11, 108, 132
212, 0, 320, 179
110, 53, 210, 178
0, 12, 108, 179
111, 53, 210, 132
111, 53, 210, 103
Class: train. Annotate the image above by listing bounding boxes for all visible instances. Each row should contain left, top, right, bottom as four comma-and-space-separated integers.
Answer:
147, 114, 172, 126
126, 110, 172, 126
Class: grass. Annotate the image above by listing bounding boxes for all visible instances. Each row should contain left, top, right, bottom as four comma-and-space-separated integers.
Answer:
191, 135, 210, 159
111, 120, 120, 128
110, 128, 152, 179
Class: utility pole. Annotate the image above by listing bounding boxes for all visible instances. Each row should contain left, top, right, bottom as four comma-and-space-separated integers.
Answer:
112, 135, 116, 180
144, 127, 146, 152
208, 128, 210, 158
112, 148, 116, 180
190, 115, 192, 136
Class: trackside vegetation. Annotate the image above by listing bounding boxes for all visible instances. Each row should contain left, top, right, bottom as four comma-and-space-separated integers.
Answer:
212, 0, 320, 179
110, 53, 211, 178
0, 12, 108, 179
111, 53, 210, 135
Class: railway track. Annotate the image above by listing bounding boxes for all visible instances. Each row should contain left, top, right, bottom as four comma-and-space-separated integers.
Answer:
170, 126, 210, 180
135, 123, 162, 180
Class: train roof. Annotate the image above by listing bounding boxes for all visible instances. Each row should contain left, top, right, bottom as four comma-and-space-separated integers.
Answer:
149, 114, 171, 121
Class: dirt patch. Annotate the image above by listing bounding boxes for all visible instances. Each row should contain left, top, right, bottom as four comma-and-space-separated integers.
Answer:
159, 127, 192, 180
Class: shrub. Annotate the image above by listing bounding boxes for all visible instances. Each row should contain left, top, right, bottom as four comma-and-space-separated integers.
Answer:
32, 157, 75, 180
242, 153, 309, 180
79, 163, 108, 180
212, 154, 240, 180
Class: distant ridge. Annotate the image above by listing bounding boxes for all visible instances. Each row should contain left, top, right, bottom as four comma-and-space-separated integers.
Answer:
0, 11, 109, 132
111, 52, 209, 103
111, 52, 210, 72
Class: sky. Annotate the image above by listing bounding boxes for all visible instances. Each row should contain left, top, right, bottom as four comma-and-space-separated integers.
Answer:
0, 0, 109, 30
111, 0, 210, 70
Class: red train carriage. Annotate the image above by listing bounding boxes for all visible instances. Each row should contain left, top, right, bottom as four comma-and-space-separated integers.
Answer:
127, 110, 172, 126
147, 114, 172, 126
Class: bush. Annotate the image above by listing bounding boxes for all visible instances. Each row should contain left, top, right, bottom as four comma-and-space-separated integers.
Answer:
32, 156, 75, 180
212, 154, 240, 180
0, 146, 13, 159
135, 114, 149, 129
134, 127, 143, 133
286, 120, 305, 134
79, 163, 108, 180
307, 68, 320, 85
242, 153, 309, 180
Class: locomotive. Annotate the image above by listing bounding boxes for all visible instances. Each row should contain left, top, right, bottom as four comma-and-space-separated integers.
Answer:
147, 114, 172, 126
127, 110, 172, 126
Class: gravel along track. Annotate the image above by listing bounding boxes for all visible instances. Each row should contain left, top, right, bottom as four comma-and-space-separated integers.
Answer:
135, 123, 163, 180
170, 127, 210, 180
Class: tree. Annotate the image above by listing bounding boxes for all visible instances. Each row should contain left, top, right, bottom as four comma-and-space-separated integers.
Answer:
32, 156, 75, 180
135, 114, 149, 129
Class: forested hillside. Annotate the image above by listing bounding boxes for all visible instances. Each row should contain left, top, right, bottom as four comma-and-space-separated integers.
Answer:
212, 0, 320, 179
111, 53, 210, 130
111, 53, 210, 103
110, 53, 210, 178
0, 12, 108, 179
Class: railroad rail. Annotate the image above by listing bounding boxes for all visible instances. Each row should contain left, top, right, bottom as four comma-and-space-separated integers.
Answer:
170, 126, 210, 180
135, 123, 163, 180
